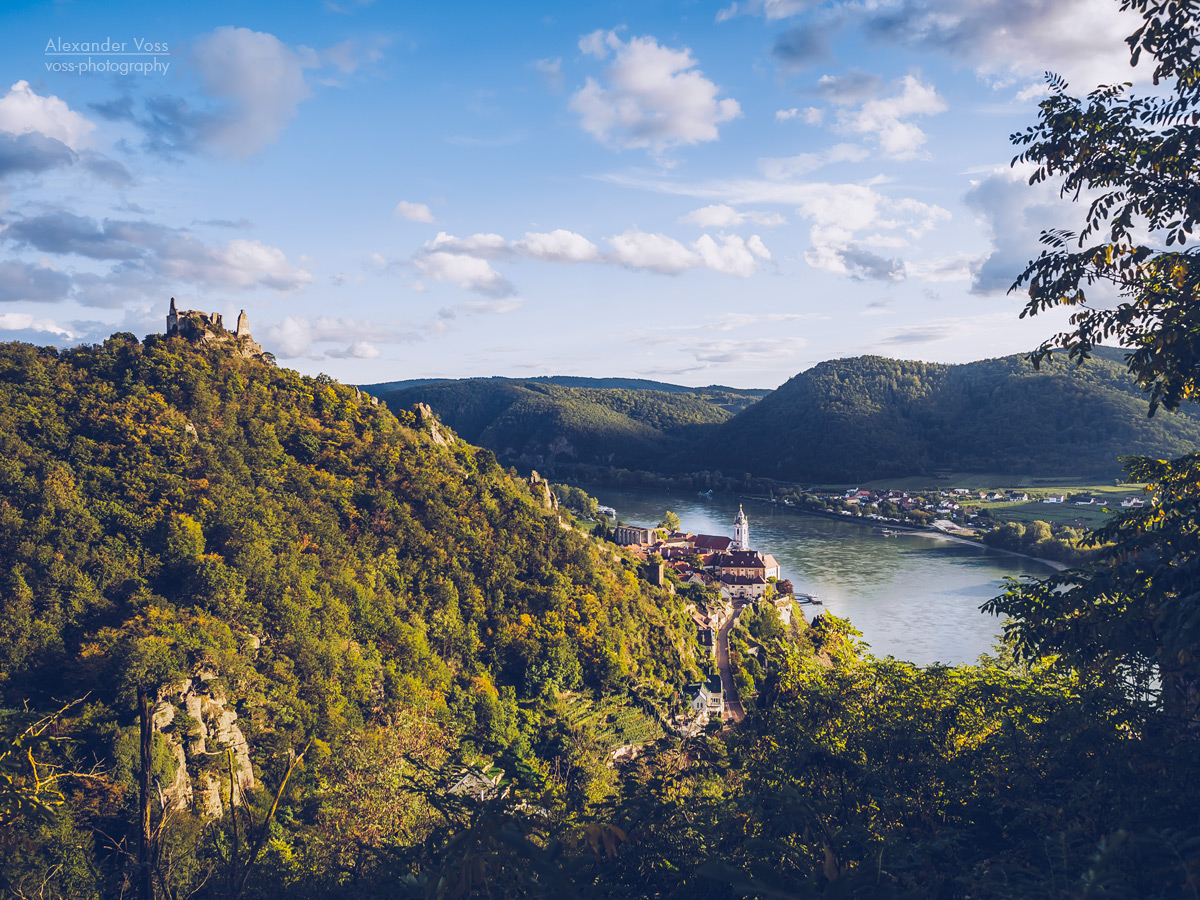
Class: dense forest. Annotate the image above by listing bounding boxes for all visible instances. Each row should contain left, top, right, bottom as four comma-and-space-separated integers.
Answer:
376, 348, 1200, 483
371, 379, 764, 471
6, 2, 1200, 896
0, 333, 702, 897
1, 330, 1196, 900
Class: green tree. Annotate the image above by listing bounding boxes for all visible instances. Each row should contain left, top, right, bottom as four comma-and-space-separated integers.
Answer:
658, 510, 681, 532
990, 0, 1200, 721
1012, 0, 1200, 412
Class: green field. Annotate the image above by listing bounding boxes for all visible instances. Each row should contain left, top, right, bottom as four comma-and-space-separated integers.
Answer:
857, 473, 1134, 491
972, 483, 1147, 528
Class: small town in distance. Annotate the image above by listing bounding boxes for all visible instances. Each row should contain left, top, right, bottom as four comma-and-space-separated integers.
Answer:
607, 505, 803, 729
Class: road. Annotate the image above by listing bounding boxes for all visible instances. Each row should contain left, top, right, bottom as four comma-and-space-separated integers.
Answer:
716, 606, 746, 723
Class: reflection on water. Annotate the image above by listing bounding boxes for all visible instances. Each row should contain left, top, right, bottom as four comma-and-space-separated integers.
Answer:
593, 487, 1054, 666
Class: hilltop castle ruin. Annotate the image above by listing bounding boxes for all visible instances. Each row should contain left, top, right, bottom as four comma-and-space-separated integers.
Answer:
166, 298, 271, 362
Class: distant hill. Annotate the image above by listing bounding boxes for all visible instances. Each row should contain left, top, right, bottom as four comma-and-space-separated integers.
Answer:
372, 348, 1200, 482
694, 347, 1200, 482
373, 379, 767, 469
363, 373, 769, 399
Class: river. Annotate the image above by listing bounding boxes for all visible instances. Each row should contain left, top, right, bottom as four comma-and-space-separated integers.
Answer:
591, 487, 1056, 666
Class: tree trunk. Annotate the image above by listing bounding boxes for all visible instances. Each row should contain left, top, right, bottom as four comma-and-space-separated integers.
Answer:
137, 685, 155, 900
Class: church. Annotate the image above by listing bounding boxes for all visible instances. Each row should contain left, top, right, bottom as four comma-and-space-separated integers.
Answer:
712, 505, 781, 602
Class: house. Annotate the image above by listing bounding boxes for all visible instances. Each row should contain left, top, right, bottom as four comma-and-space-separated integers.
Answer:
613, 525, 654, 546
711, 549, 781, 581
1121, 496, 1146, 508
685, 675, 724, 720
448, 768, 507, 801
1043, 495, 1066, 504
1008, 492, 1030, 502
719, 573, 769, 602
691, 534, 733, 553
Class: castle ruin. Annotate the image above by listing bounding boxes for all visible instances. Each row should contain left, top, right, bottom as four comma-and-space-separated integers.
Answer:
166, 298, 271, 362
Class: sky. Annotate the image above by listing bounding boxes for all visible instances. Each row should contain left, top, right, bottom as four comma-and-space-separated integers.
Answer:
0, 0, 1149, 388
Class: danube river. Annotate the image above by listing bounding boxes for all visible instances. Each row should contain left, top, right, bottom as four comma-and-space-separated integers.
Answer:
592, 488, 1055, 666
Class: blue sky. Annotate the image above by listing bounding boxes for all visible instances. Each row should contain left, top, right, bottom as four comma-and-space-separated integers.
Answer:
0, 0, 1146, 387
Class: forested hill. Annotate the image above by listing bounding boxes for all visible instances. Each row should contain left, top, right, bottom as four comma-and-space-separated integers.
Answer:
0, 334, 696, 857
363, 373, 770, 398
372, 378, 765, 469
697, 347, 1200, 482
368, 349, 1200, 482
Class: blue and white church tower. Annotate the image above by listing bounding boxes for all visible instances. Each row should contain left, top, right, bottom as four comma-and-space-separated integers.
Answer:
733, 505, 749, 551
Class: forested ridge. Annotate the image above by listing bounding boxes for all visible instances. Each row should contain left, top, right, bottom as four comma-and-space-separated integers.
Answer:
0, 332, 701, 897
375, 348, 1200, 483
373, 379, 759, 471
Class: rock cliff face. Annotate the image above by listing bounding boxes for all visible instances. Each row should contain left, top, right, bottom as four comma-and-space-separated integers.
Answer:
153, 670, 254, 819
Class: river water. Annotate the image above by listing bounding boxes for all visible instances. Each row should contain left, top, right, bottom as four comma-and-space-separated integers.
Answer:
591, 487, 1055, 666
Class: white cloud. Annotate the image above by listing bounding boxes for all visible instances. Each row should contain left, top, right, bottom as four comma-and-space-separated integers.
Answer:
191, 27, 315, 158
679, 204, 786, 228
0, 81, 95, 150
832, 75, 946, 160
860, 0, 1143, 91
424, 229, 603, 263
513, 229, 602, 263
411, 224, 771, 296
0, 311, 76, 337
327, 340, 381, 358
265, 315, 421, 359
394, 200, 435, 223
415, 250, 516, 297
964, 164, 1071, 294
607, 229, 770, 276
569, 31, 742, 155
775, 106, 825, 124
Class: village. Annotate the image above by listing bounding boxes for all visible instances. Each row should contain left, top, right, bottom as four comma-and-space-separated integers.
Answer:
609, 505, 802, 731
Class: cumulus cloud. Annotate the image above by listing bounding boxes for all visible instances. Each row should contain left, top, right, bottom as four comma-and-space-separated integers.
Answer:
99, 27, 350, 159
0, 80, 95, 150
410, 224, 771, 297
190, 27, 315, 157
265, 315, 421, 359
0, 259, 72, 303
0, 132, 76, 179
513, 229, 602, 263
0, 311, 77, 337
609, 229, 770, 276
3, 211, 312, 300
861, 0, 1142, 90
415, 250, 516, 297
771, 26, 830, 69
326, 340, 381, 358
831, 74, 946, 159
964, 164, 1069, 294
598, 170, 958, 285
679, 204, 786, 228
394, 200, 435, 223
569, 30, 742, 155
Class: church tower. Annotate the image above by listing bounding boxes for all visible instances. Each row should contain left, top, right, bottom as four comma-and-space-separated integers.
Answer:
166, 297, 178, 334
733, 504, 749, 551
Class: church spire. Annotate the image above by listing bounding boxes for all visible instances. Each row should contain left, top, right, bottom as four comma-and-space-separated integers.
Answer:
733, 504, 749, 551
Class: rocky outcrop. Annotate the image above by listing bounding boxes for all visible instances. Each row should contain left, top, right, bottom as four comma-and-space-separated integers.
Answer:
527, 470, 559, 510
413, 402, 448, 445
153, 669, 254, 819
